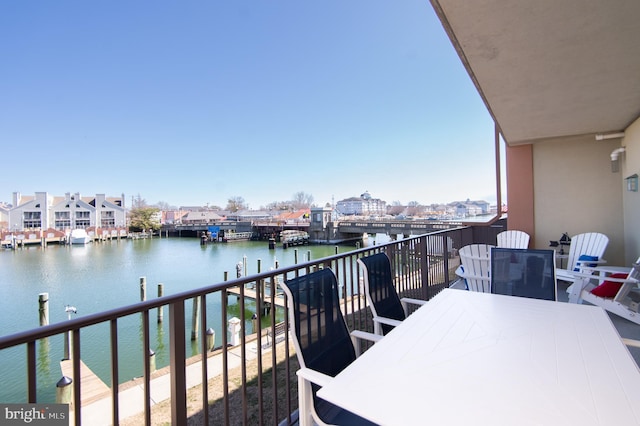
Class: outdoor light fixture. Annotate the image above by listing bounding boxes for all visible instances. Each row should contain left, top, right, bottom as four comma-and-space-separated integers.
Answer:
549, 233, 571, 255
626, 174, 638, 192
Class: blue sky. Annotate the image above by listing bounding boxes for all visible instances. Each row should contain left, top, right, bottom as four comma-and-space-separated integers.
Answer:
0, 1, 498, 209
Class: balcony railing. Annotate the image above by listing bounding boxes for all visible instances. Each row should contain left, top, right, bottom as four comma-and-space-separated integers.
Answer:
0, 225, 501, 425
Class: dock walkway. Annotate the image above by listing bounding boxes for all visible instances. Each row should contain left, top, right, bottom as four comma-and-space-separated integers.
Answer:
69, 335, 273, 425
226, 285, 286, 308
60, 359, 111, 406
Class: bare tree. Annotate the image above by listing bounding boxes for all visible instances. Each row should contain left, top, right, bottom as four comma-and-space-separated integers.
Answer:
131, 194, 147, 209
266, 201, 290, 210
226, 196, 247, 212
292, 191, 314, 209
154, 201, 176, 210
388, 204, 405, 215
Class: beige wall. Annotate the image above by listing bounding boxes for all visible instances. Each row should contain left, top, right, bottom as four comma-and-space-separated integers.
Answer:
622, 117, 640, 264
532, 135, 625, 265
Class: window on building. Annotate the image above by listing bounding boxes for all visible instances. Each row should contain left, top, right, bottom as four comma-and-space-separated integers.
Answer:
23, 211, 42, 229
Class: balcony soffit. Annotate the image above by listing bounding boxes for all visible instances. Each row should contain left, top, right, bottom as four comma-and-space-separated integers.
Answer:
430, 0, 640, 145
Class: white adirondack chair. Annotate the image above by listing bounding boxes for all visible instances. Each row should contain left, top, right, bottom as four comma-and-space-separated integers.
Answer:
457, 244, 494, 293
556, 232, 609, 283
496, 230, 530, 249
569, 258, 640, 325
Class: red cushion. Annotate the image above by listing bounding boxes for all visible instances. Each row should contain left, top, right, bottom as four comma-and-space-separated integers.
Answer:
590, 273, 628, 298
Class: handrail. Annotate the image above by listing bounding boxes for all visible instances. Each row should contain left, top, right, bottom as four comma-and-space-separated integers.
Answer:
0, 224, 503, 425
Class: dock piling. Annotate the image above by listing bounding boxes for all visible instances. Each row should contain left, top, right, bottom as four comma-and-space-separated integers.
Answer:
39, 293, 49, 326
157, 283, 164, 323
140, 277, 146, 301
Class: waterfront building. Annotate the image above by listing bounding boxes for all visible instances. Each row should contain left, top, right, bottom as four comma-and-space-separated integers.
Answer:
181, 210, 224, 225
0, 203, 9, 230
161, 209, 188, 224
450, 200, 491, 218
225, 209, 275, 221
336, 191, 387, 216
273, 209, 310, 224
8, 192, 126, 231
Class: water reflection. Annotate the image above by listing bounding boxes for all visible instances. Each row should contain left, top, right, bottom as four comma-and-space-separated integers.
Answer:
0, 237, 359, 402
37, 337, 50, 378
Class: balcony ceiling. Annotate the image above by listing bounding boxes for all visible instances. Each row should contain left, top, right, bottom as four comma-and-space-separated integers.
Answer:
430, 1, 640, 145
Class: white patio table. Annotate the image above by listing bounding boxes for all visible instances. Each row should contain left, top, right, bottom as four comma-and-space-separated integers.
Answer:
317, 288, 640, 425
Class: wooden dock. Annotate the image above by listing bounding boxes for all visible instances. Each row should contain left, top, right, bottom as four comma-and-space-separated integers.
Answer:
226, 284, 367, 316
60, 359, 111, 406
226, 285, 287, 308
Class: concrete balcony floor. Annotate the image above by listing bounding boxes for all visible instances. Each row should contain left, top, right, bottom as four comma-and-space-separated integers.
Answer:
556, 281, 640, 368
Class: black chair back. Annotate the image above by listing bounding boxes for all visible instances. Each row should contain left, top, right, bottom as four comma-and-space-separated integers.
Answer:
491, 248, 557, 301
284, 268, 373, 425
359, 253, 405, 335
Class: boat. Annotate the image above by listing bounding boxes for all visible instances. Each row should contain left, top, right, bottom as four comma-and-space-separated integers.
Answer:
221, 231, 254, 243
280, 230, 309, 248
70, 229, 91, 245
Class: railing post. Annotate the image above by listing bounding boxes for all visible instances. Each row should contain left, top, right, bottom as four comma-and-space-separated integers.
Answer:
169, 300, 186, 425
420, 235, 431, 300
191, 296, 200, 341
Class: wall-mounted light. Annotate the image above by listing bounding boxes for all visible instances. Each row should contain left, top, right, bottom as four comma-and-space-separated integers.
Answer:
611, 147, 626, 172
626, 174, 638, 192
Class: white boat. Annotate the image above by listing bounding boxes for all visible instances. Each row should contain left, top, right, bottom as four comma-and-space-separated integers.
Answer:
222, 231, 254, 242
70, 229, 91, 245
280, 230, 309, 247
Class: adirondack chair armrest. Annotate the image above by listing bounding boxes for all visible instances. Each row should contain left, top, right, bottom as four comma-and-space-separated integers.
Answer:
568, 270, 599, 280
570, 268, 634, 281
588, 276, 638, 285
461, 254, 491, 261
569, 271, 639, 303
575, 259, 607, 268
458, 272, 489, 281
350, 329, 382, 356
400, 297, 427, 316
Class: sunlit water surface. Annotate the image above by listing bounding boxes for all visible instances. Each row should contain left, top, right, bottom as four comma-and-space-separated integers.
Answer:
0, 236, 387, 402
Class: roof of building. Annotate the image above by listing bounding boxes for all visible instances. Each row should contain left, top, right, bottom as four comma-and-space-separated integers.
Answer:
183, 211, 224, 221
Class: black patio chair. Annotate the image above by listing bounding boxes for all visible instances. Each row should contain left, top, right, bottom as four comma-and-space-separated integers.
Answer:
283, 268, 380, 426
357, 252, 427, 335
490, 248, 557, 301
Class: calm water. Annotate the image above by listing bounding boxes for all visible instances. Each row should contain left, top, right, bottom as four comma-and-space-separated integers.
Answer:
0, 236, 381, 403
